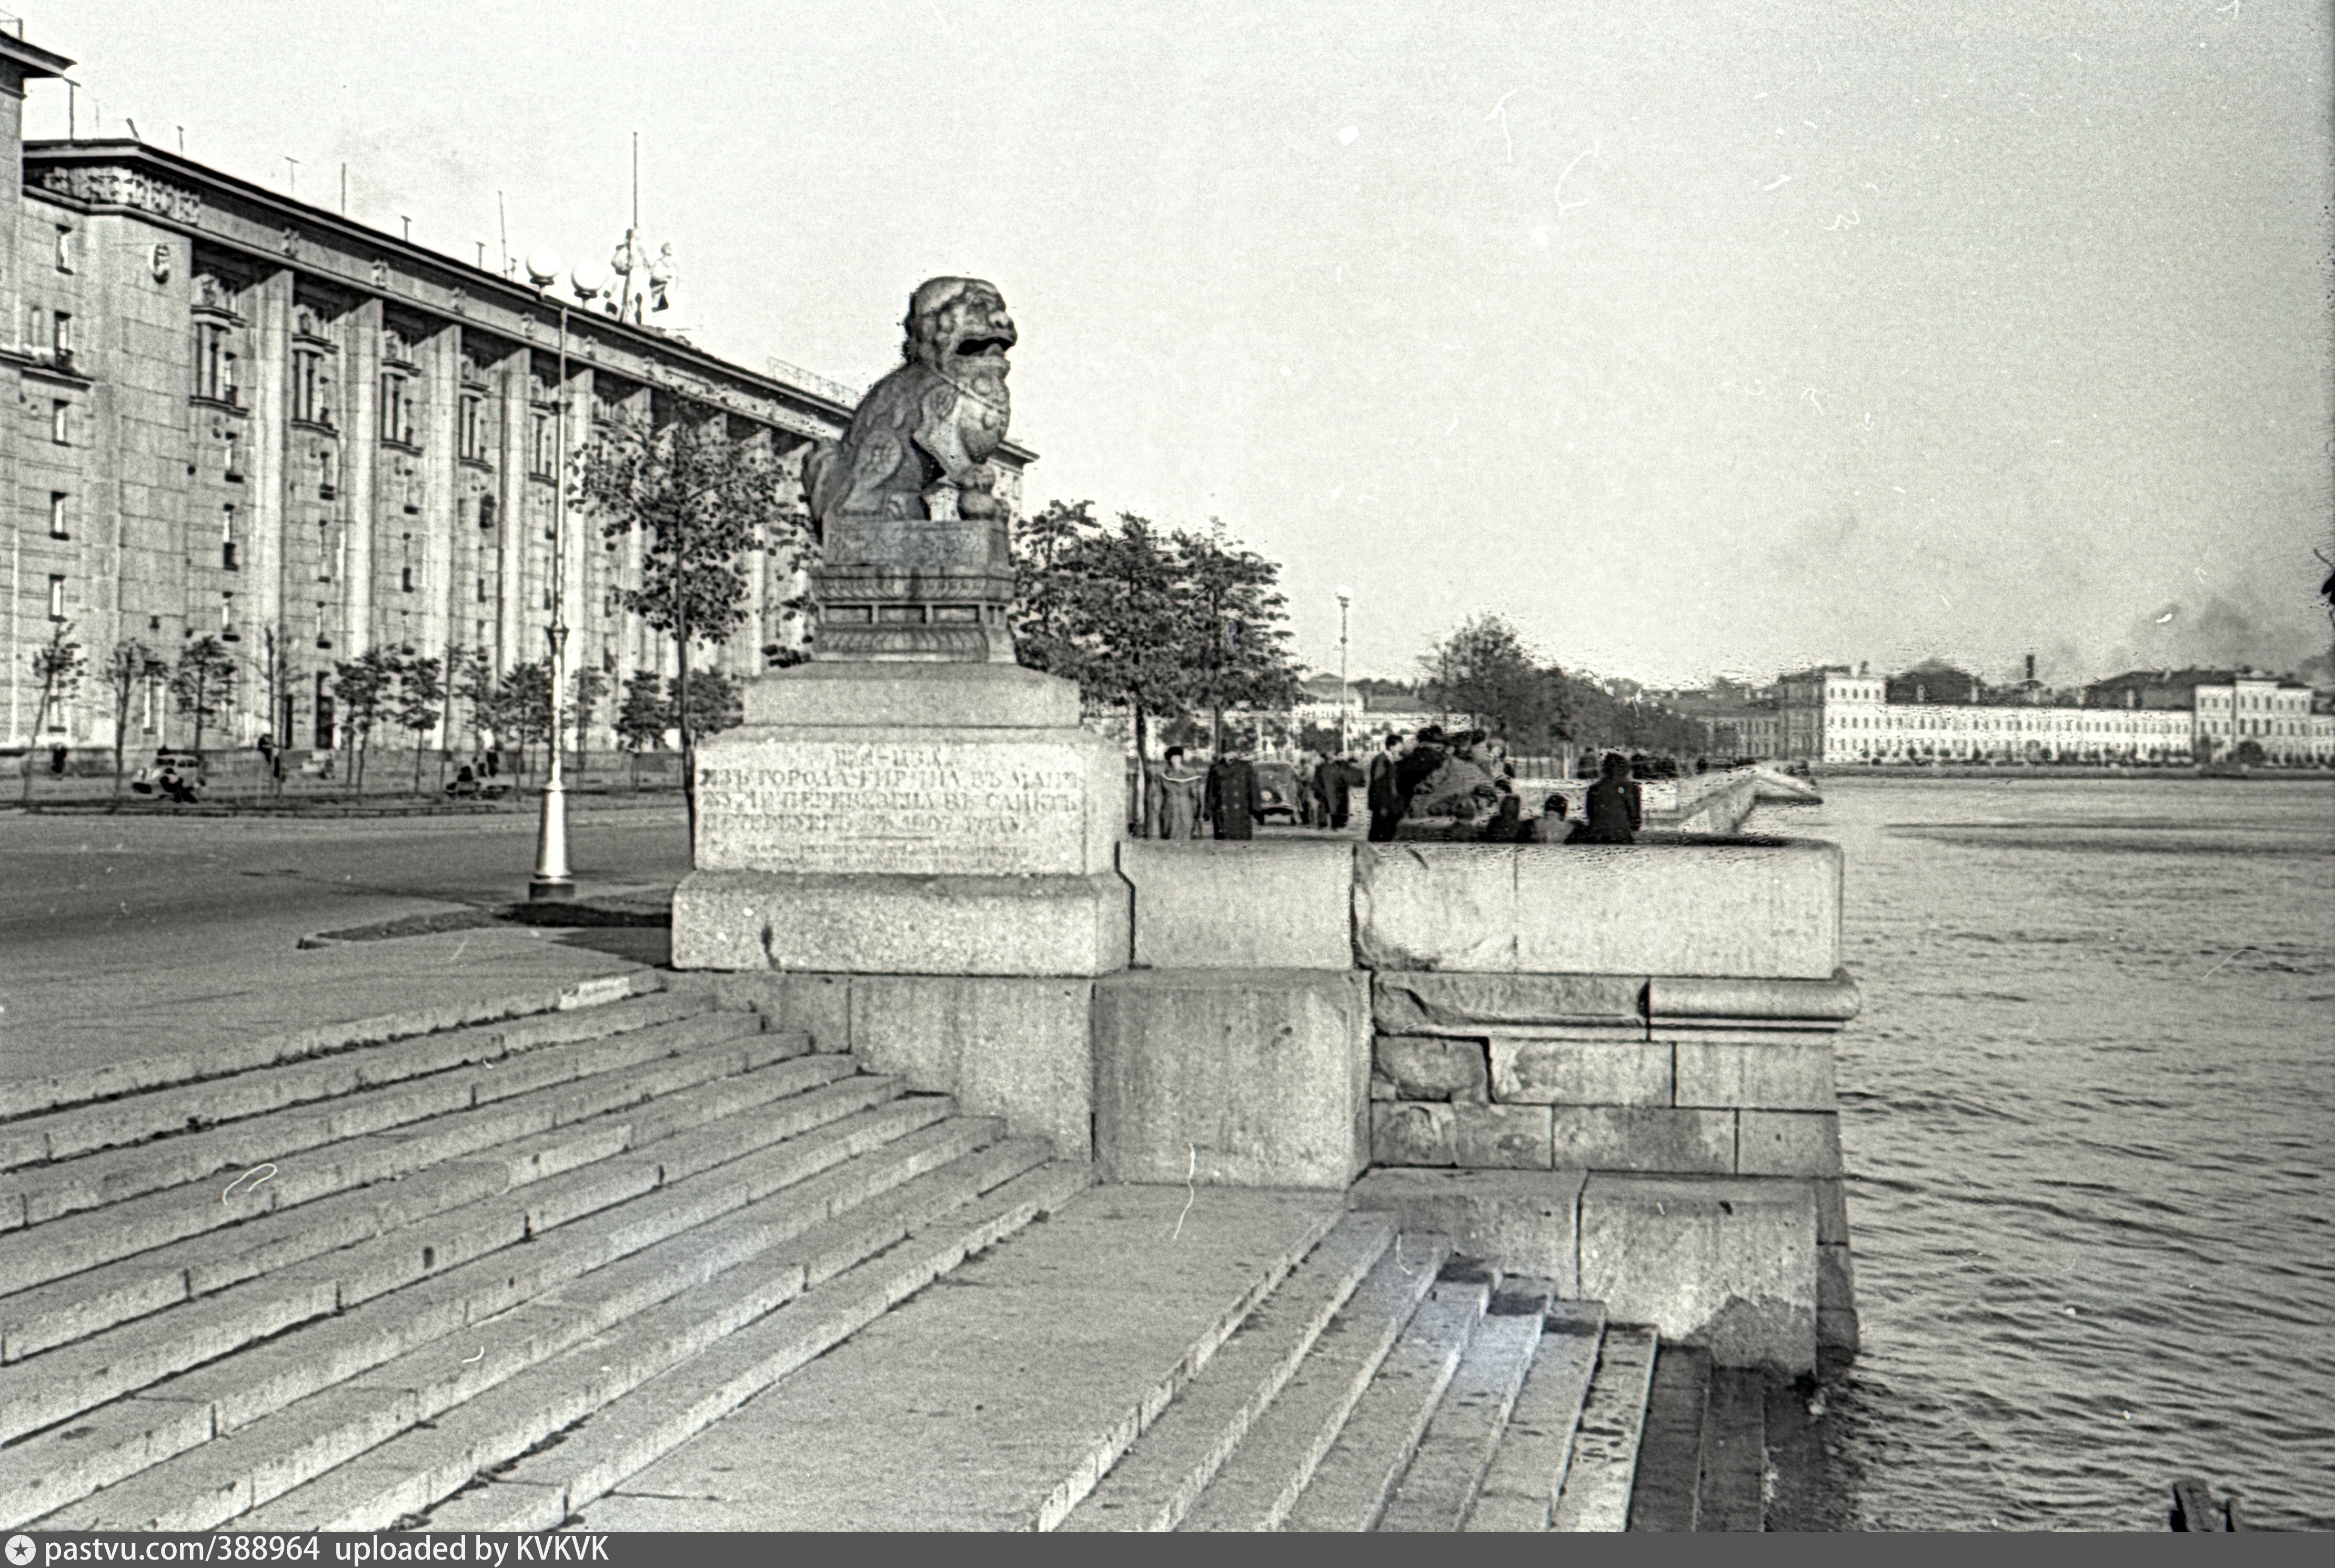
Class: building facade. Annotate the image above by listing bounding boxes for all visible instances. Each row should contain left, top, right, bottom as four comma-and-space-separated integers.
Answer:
1776, 656, 2328, 766
2, 31, 1028, 761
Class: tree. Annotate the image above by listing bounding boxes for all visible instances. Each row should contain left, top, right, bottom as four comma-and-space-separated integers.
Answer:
169, 636, 237, 762
99, 639, 169, 810
1013, 505, 1199, 836
1179, 524, 1302, 758
570, 666, 610, 783
452, 646, 501, 759
1418, 615, 1568, 746
329, 648, 399, 792
578, 397, 811, 838
614, 669, 670, 792
21, 624, 87, 805
667, 668, 743, 741
1010, 504, 1301, 835
394, 654, 446, 795
496, 660, 553, 778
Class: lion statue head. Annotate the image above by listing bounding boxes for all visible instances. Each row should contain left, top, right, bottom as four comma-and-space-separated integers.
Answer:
902, 277, 1016, 394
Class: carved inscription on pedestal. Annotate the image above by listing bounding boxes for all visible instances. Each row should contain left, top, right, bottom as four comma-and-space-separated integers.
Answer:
696, 740, 1096, 876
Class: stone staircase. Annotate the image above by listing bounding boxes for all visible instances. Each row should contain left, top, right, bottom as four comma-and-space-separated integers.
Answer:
1, 980, 1819, 1533
0, 979, 1084, 1531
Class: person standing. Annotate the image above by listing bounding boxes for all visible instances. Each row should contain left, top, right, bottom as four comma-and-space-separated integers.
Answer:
1204, 750, 1264, 840
1154, 746, 1204, 840
1366, 731, 1412, 842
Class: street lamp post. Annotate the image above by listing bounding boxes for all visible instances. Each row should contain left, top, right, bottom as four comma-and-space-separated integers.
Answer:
524, 250, 575, 902
1335, 587, 1352, 759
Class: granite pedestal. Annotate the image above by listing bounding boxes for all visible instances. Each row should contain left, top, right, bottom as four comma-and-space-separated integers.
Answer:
670, 664, 1132, 1157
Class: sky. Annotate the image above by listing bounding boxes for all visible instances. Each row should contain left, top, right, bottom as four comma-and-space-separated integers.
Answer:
19, 0, 2333, 688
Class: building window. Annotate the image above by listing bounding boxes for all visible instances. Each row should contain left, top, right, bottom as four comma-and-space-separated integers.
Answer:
56, 226, 74, 273
319, 521, 335, 582
224, 428, 245, 482
49, 492, 68, 540
319, 446, 338, 498
530, 411, 557, 477
222, 507, 239, 570
459, 393, 489, 462
380, 373, 417, 446
293, 348, 334, 426
49, 574, 67, 621
402, 566, 415, 592
53, 312, 72, 358
50, 400, 69, 444
479, 495, 498, 533
194, 324, 233, 402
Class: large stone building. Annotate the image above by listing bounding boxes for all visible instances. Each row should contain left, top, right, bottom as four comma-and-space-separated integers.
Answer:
1, 28, 1027, 762
1776, 657, 2329, 766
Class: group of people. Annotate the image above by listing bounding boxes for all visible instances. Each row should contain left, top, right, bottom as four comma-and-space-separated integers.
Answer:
1366, 726, 1643, 844
1141, 729, 1647, 846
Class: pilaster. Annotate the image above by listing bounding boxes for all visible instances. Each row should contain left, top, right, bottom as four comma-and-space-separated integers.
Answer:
248, 268, 292, 657
342, 299, 381, 657
419, 323, 459, 657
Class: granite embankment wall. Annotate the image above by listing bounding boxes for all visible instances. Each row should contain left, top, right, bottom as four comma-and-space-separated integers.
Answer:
697, 832, 1860, 1373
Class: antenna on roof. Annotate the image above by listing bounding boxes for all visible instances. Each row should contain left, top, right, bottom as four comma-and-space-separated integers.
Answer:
284, 156, 299, 197
340, 164, 347, 214
126, 116, 139, 142
498, 191, 510, 276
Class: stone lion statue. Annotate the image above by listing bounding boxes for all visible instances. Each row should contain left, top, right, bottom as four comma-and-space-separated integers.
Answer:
804, 277, 1015, 534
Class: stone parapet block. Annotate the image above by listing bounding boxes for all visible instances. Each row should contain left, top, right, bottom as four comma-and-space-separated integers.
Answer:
1374, 1037, 1489, 1103
1119, 838, 1355, 969
1372, 1102, 1455, 1167
1489, 1039, 1673, 1107
845, 976, 1095, 1159
1577, 1174, 1818, 1373
1736, 1110, 1843, 1176
693, 723, 1124, 878
1093, 970, 1371, 1189
1672, 1041, 1837, 1111
1645, 971, 1860, 1025
671, 869, 1131, 978
1346, 1169, 1586, 1295
1454, 1104, 1552, 1169
1353, 842, 1843, 979
1372, 972, 1647, 1036
1551, 1107, 1735, 1174
740, 661, 1081, 728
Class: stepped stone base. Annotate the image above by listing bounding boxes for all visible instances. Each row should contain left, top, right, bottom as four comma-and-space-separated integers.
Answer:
672, 868, 1131, 977
1093, 971, 1371, 1188
1346, 1169, 1586, 1296
1577, 1174, 1817, 1374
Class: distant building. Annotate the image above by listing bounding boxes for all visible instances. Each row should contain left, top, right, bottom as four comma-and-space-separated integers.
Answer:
1775, 655, 2323, 766
0, 25, 1031, 759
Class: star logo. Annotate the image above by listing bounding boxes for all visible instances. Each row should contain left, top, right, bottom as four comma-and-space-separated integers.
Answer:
6, 1535, 36, 1566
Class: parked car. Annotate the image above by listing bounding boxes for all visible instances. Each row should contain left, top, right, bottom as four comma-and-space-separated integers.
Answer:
1252, 760, 1303, 824
128, 747, 204, 802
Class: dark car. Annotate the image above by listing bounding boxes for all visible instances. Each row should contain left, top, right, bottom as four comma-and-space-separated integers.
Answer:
1252, 761, 1303, 824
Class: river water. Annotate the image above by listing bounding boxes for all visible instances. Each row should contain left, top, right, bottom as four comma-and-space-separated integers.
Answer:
1775, 775, 2334, 1530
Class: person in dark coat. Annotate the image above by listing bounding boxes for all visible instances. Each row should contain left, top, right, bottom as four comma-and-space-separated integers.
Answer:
1392, 725, 1447, 812
1313, 754, 1364, 830
1574, 751, 1643, 844
1366, 731, 1413, 842
1204, 752, 1264, 840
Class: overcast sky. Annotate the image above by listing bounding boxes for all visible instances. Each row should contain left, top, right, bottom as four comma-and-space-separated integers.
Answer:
23, 0, 2333, 688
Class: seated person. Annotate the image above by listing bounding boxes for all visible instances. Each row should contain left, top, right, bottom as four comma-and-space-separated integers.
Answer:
1573, 752, 1643, 844
1475, 792, 1527, 842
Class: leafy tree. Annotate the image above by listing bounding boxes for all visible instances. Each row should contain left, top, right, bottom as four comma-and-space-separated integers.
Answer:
1011, 503, 1301, 835
99, 639, 169, 810
578, 398, 810, 837
394, 654, 446, 795
496, 660, 553, 777
21, 624, 87, 805
614, 669, 670, 791
169, 635, 237, 763
1418, 615, 1569, 746
329, 648, 399, 792
667, 668, 743, 742
570, 666, 610, 782
452, 646, 502, 758
1179, 524, 1301, 757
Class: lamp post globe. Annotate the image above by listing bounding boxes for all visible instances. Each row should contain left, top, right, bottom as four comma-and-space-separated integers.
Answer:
1334, 589, 1353, 760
